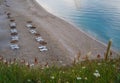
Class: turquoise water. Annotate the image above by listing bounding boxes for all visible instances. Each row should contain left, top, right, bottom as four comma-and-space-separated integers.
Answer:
37, 0, 120, 51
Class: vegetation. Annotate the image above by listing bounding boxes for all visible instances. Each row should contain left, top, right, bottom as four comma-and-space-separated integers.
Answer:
0, 58, 120, 83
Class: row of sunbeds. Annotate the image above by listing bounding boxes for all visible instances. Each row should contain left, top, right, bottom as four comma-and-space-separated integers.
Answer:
7, 12, 48, 52
26, 21, 48, 52
9, 19, 20, 50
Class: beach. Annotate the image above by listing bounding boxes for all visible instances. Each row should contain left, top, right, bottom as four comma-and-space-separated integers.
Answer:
0, 0, 118, 66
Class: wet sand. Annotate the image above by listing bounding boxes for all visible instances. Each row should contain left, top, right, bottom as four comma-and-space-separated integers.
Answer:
0, 0, 118, 66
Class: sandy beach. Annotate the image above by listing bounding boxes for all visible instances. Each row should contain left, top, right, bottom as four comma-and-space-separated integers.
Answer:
0, 0, 118, 66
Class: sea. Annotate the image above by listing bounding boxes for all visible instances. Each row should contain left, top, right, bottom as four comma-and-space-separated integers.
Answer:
36, 0, 120, 51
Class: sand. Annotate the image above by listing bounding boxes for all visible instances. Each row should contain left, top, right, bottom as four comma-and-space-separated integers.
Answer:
0, 0, 118, 66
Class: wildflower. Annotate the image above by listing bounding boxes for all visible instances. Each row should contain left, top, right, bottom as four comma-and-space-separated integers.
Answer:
30, 63, 34, 67
37, 80, 41, 83
93, 72, 100, 77
59, 71, 62, 74
20, 59, 25, 64
10, 61, 14, 64
59, 60, 63, 63
3, 59, 7, 63
8, 64, 10, 67
46, 65, 49, 68
25, 62, 29, 66
41, 67, 44, 70
27, 79, 31, 82
93, 70, 100, 78
62, 64, 66, 66
95, 70, 99, 73
51, 76, 55, 79
0, 56, 3, 61
82, 66, 86, 69
25, 62, 30, 68
76, 77, 82, 80
97, 63, 101, 66
44, 62, 48, 67
112, 64, 116, 67
3, 59, 8, 64
84, 77, 87, 80
72, 70, 74, 72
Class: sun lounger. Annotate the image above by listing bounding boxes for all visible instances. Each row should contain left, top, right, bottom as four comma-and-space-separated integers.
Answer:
29, 29, 37, 34
10, 22, 16, 27
40, 48, 48, 52
26, 24, 32, 28
10, 29, 17, 33
36, 37, 44, 42
11, 36, 19, 41
38, 46, 48, 52
10, 44, 19, 50
38, 46, 46, 49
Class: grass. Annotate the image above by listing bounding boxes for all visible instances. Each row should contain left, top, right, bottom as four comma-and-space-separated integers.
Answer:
0, 58, 120, 83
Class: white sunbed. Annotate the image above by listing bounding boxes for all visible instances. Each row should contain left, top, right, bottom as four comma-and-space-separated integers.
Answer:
36, 37, 44, 42
26, 23, 32, 28
29, 29, 37, 34
40, 48, 48, 52
10, 22, 16, 27
10, 29, 18, 33
38, 46, 48, 52
11, 36, 19, 41
10, 44, 20, 50
38, 46, 46, 49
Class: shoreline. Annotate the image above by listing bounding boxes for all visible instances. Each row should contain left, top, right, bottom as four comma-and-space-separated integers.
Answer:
35, 0, 113, 49
29, 0, 119, 56
36, 0, 120, 52
33, 0, 118, 54
0, 0, 119, 66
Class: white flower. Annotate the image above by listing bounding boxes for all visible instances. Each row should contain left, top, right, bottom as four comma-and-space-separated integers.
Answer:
41, 67, 44, 70
3, 59, 7, 63
97, 63, 101, 66
82, 66, 86, 69
10, 61, 14, 64
25, 62, 29, 66
84, 77, 87, 80
72, 70, 74, 72
112, 65, 116, 67
93, 72, 100, 77
93, 70, 100, 78
37, 80, 41, 83
51, 76, 55, 79
30, 63, 34, 67
59, 61, 63, 63
95, 70, 99, 73
27, 79, 31, 82
62, 64, 66, 66
76, 77, 82, 80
